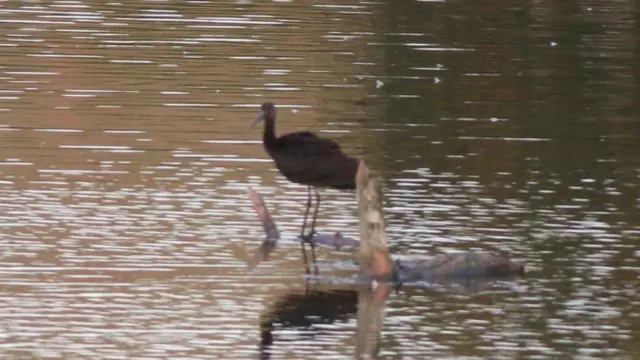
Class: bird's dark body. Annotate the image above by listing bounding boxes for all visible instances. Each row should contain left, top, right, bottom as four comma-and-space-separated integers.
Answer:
262, 118, 358, 190
264, 132, 358, 190
253, 101, 358, 274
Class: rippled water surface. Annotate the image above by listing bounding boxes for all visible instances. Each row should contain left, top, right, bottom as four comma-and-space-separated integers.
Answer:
1, 1, 638, 359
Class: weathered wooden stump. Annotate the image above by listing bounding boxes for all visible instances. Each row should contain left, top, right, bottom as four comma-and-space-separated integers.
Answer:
353, 160, 524, 286
354, 161, 394, 281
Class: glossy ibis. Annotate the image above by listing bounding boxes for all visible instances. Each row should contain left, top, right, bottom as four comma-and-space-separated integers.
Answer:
252, 102, 359, 273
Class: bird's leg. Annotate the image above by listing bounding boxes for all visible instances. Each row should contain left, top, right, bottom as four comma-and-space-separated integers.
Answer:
300, 186, 312, 237
307, 189, 321, 275
299, 186, 312, 274
309, 188, 321, 236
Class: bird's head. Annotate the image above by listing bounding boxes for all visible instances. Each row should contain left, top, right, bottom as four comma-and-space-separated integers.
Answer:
252, 102, 276, 128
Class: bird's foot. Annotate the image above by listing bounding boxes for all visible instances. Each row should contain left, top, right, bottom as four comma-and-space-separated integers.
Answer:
393, 281, 403, 294
301, 230, 317, 244
300, 232, 314, 244
334, 231, 342, 250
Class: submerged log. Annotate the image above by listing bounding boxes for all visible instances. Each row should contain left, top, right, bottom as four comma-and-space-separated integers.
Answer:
354, 161, 524, 285
396, 252, 524, 282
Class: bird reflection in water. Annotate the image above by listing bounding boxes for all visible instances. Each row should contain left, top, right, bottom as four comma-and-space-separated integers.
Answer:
258, 289, 358, 360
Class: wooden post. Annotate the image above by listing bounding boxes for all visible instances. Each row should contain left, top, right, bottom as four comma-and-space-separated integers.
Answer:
355, 160, 394, 281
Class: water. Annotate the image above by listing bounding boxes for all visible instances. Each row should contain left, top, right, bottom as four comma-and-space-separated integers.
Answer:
0, 1, 638, 359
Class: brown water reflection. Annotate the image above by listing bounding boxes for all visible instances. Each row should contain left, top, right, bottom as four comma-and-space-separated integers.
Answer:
0, 0, 638, 359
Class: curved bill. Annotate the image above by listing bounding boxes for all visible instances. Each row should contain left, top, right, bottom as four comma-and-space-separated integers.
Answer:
251, 110, 265, 128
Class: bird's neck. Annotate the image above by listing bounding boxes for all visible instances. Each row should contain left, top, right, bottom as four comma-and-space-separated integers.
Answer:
263, 116, 277, 146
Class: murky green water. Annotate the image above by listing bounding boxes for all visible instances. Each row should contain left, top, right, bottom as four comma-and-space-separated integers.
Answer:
0, 1, 638, 359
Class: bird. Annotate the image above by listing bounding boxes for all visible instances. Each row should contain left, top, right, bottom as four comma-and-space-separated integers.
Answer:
252, 102, 359, 274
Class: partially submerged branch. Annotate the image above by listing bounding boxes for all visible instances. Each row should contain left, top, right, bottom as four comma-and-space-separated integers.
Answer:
247, 187, 279, 240
246, 187, 358, 270
396, 252, 524, 282
246, 187, 279, 270
393, 252, 524, 293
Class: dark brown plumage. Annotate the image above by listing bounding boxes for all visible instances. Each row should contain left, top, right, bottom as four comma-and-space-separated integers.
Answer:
252, 102, 359, 273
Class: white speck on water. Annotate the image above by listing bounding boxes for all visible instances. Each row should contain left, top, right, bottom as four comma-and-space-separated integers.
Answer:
291, 109, 297, 114
550, 41, 558, 47
490, 117, 499, 122
434, 77, 441, 84
376, 79, 384, 88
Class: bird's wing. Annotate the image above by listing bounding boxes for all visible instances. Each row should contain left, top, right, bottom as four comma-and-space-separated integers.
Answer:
270, 131, 358, 188
277, 131, 342, 156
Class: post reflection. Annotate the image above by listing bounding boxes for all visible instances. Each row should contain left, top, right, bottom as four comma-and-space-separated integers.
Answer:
257, 271, 524, 359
